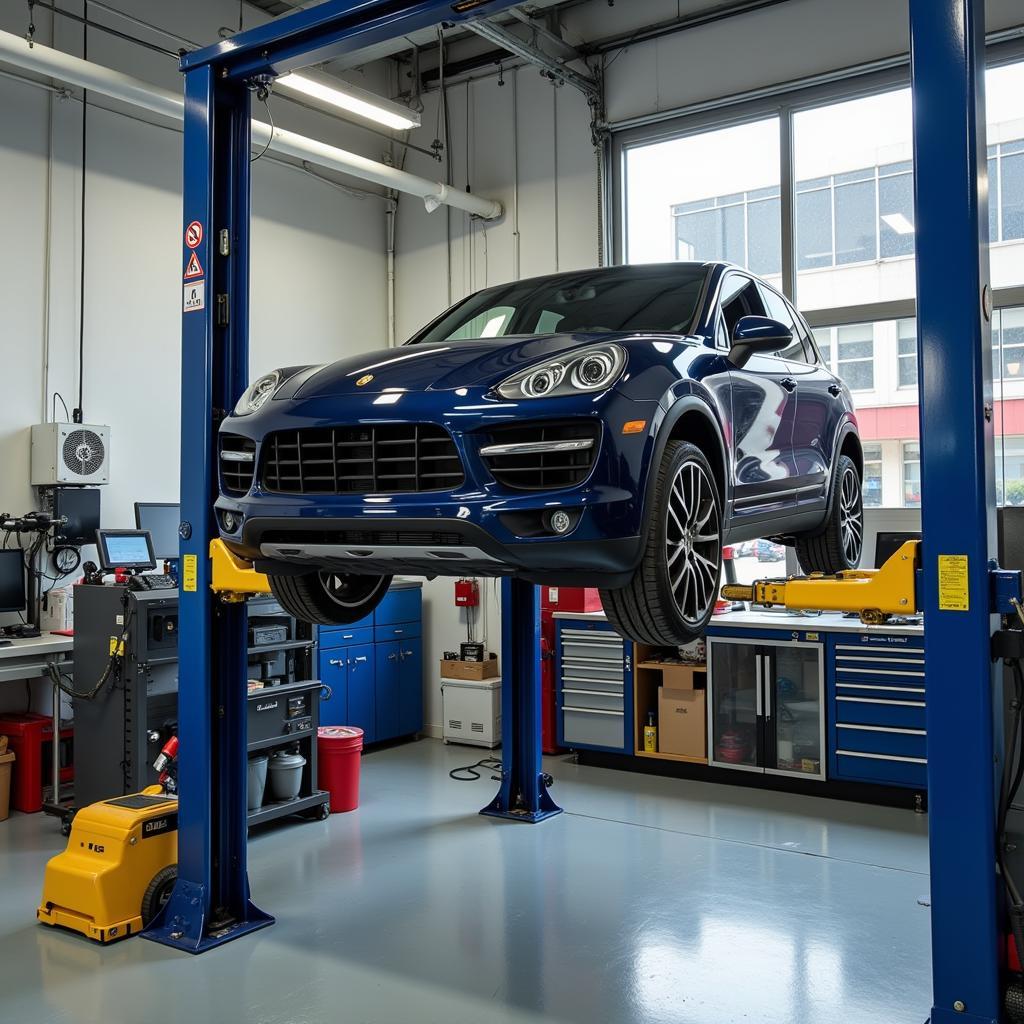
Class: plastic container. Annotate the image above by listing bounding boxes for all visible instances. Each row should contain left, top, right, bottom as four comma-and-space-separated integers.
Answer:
248, 754, 269, 810
317, 726, 363, 813
267, 750, 306, 802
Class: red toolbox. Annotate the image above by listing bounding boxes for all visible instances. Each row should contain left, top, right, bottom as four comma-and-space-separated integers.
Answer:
0, 713, 74, 813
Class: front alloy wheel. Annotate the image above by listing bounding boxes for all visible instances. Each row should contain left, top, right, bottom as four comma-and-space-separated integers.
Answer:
601, 441, 723, 646
795, 454, 864, 574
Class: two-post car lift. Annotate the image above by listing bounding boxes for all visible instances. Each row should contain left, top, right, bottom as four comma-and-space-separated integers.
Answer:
147, 0, 1013, 1020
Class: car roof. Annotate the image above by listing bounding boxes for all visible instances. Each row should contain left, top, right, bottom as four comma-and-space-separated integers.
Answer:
471, 261, 726, 295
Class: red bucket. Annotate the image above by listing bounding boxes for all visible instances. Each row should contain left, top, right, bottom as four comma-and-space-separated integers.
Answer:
317, 726, 363, 813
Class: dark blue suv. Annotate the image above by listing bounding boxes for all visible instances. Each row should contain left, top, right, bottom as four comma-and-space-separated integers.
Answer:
216, 262, 863, 645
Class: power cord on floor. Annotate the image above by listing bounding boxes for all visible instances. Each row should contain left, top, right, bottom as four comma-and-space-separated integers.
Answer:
449, 757, 502, 782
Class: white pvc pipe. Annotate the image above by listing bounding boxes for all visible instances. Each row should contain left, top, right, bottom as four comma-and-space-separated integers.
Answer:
0, 29, 503, 220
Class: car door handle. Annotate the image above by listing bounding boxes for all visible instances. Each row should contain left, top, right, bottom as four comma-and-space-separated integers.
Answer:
827, 383, 842, 397
781, 377, 797, 392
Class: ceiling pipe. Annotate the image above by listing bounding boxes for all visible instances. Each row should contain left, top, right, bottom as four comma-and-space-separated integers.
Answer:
0, 28, 503, 220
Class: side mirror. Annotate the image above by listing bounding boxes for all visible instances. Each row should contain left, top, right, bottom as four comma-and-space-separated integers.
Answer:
729, 316, 793, 368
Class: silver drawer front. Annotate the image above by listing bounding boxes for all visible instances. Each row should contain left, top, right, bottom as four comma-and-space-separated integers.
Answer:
561, 655, 624, 681
562, 689, 623, 712
561, 675, 625, 694
562, 707, 624, 749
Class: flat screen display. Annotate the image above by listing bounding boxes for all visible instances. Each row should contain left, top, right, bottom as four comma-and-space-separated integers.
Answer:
96, 530, 156, 571
135, 503, 180, 560
0, 549, 26, 613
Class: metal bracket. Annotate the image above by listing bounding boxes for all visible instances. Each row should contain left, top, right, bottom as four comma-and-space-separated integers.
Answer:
209, 538, 271, 600
989, 561, 1024, 616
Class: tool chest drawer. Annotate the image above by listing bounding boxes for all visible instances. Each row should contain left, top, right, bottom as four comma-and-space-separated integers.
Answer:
375, 621, 421, 643
835, 722, 927, 760
561, 689, 624, 713
562, 707, 625, 749
835, 694, 926, 730
319, 625, 375, 651
834, 750, 927, 789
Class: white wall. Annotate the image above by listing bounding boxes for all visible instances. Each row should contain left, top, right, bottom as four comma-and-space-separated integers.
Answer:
394, 69, 599, 732
0, 1, 391, 712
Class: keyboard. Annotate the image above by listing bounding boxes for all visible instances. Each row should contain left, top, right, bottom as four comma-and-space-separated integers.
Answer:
128, 575, 178, 592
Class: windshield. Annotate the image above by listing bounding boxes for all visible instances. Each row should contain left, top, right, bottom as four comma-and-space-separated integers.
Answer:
409, 265, 710, 344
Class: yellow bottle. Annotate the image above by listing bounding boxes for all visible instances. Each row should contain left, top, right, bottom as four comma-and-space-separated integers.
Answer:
643, 711, 658, 753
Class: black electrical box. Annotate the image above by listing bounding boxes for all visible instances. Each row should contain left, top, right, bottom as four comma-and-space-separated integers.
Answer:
49, 487, 101, 547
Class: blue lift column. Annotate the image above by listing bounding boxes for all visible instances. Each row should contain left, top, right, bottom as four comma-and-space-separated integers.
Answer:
482, 579, 563, 822
910, 1, 1003, 1020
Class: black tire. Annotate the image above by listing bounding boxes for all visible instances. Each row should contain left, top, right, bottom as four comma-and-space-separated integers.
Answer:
269, 571, 392, 626
141, 865, 177, 926
600, 441, 723, 646
795, 454, 864, 574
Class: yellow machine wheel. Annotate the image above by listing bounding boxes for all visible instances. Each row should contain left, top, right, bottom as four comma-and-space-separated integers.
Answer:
141, 865, 177, 926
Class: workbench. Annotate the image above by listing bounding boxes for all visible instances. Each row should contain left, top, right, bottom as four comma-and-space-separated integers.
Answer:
553, 609, 925, 804
0, 634, 73, 813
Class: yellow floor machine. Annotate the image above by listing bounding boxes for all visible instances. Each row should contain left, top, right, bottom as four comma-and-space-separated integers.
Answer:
37, 737, 179, 943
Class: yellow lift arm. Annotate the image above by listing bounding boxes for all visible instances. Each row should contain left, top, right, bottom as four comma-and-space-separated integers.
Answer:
209, 538, 271, 601
721, 539, 920, 624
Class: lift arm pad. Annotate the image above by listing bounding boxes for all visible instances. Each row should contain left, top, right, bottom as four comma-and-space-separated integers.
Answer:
209, 539, 272, 600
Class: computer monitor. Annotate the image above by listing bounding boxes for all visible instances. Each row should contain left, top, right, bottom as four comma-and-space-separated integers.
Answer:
95, 530, 157, 572
134, 503, 180, 561
0, 550, 26, 613
53, 487, 101, 547
874, 530, 921, 569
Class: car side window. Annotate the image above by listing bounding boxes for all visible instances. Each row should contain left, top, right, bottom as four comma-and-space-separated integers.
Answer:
758, 286, 810, 362
719, 275, 767, 338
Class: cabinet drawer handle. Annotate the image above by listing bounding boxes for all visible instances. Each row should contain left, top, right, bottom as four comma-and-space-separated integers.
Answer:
562, 706, 624, 717
837, 749, 927, 765
328, 658, 345, 667
388, 652, 399, 661
837, 695, 925, 708
354, 656, 368, 664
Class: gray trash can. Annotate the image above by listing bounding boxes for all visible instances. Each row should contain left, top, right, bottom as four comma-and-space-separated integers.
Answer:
248, 754, 269, 810
267, 750, 306, 802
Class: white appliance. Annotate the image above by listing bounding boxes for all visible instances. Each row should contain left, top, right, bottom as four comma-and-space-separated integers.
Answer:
441, 677, 501, 748
31, 422, 111, 485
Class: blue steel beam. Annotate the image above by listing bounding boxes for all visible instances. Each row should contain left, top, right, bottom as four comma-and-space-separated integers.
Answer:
909, 1, 1002, 1021
181, 0, 521, 82
143, 64, 272, 953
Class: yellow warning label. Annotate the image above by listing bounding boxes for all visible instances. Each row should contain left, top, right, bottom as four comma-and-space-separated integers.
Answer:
937, 554, 969, 611
182, 553, 198, 593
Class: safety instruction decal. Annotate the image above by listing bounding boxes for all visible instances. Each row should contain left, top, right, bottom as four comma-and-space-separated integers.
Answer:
183, 281, 205, 313
185, 220, 203, 248
184, 251, 204, 279
937, 554, 969, 611
182, 554, 198, 593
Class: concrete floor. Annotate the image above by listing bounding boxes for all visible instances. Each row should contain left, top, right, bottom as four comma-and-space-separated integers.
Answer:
0, 738, 931, 1024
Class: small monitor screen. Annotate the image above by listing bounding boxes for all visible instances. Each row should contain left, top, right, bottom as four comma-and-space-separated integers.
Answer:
135, 503, 180, 561
96, 530, 156, 572
0, 550, 26, 613
874, 531, 921, 569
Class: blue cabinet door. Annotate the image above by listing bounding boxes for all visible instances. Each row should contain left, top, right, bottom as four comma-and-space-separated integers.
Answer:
375, 641, 401, 741
347, 643, 376, 743
318, 648, 349, 727
396, 636, 423, 738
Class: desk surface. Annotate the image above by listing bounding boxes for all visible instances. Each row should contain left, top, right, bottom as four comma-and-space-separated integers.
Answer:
0, 634, 74, 660
553, 608, 925, 637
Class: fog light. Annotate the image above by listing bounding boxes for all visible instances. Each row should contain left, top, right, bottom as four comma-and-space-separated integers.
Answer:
220, 510, 240, 532
549, 510, 573, 535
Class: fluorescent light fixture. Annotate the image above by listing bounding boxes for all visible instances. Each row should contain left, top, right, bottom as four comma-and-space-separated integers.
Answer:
373, 393, 403, 405
882, 213, 915, 235
277, 72, 421, 131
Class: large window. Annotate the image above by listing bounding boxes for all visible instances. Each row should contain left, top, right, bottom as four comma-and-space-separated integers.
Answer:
617, 56, 1024, 511
625, 117, 781, 288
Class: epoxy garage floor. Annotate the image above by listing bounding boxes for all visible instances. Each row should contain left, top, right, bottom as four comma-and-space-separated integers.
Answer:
0, 739, 930, 1024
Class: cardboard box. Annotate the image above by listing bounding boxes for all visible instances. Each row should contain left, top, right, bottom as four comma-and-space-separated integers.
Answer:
636, 654, 706, 690
440, 656, 499, 681
658, 686, 707, 758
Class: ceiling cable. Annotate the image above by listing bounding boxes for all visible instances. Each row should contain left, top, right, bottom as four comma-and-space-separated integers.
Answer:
74, 0, 87, 424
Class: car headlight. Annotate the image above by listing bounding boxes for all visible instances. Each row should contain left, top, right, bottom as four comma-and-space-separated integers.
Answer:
497, 344, 626, 400
233, 371, 281, 416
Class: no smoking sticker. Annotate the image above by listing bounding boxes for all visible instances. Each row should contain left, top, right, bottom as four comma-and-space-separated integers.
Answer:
185, 221, 203, 248
184, 251, 204, 279
183, 281, 205, 313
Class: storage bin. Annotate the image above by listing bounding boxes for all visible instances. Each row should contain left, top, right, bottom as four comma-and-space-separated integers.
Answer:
248, 754, 269, 810
267, 750, 306, 801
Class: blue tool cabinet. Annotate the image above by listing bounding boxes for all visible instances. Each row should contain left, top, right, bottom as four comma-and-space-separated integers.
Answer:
827, 632, 927, 789
555, 615, 634, 754
317, 583, 423, 745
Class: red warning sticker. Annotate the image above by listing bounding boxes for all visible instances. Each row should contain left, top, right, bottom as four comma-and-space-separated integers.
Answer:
184, 251, 204, 279
185, 221, 203, 249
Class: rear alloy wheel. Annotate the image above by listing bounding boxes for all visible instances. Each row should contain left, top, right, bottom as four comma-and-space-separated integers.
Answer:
601, 441, 723, 645
795, 454, 864, 574
269, 571, 392, 626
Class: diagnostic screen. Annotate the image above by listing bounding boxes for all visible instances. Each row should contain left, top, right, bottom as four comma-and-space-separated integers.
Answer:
0, 549, 26, 613
135, 503, 180, 560
98, 531, 155, 571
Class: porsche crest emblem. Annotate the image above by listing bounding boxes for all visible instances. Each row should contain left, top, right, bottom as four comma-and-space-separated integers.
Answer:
355, 374, 374, 387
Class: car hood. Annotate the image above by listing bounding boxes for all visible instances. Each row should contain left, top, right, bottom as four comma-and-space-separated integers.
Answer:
290, 334, 644, 398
